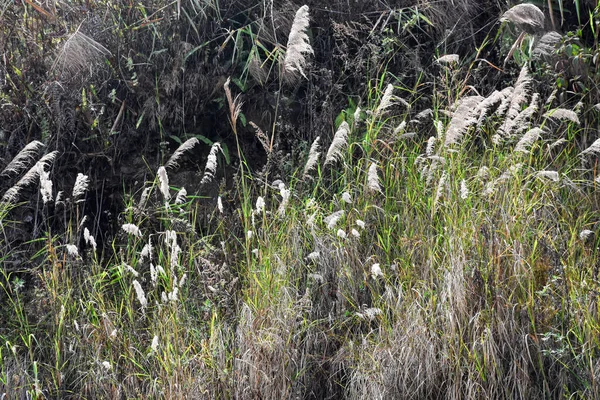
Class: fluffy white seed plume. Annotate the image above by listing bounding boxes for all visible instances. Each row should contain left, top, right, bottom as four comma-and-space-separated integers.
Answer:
303, 136, 321, 178
277, 183, 291, 216
351, 228, 360, 238
255, 196, 265, 213
157, 166, 170, 201
165, 138, 199, 170
39, 166, 53, 204
0, 140, 45, 178
367, 162, 382, 193
66, 244, 79, 257
444, 96, 484, 146
217, 196, 224, 213
371, 263, 383, 279
336, 229, 346, 239
580, 139, 600, 157
356, 219, 365, 229
460, 179, 469, 200
132, 280, 147, 309
324, 210, 344, 230
150, 263, 157, 286
426, 136, 436, 156
325, 122, 349, 165
201, 142, 221, 185
151, 335, 159, 353
433, 171, 447, 210
341, 191, 352, 204
1, 151, 58, 205
437, 54, 460, 65
247, 230, 253, 240
394, 120, 407, 136
140, 240, 153, 260
283, 5, 313, 82
175, 187, 187, 204
72, 173, 90, 202
375, 84, 395, 117
353, 106, 362, 124
122, 223, 142, 237
514, 127, 544, 153
543, 108, 580, 124
84, 227, 97, 252
536, 170, 559, 182
124, 263, 139, 277
500, 3, 545, 34
498, 65, 532, 137
580, 230, 593, 241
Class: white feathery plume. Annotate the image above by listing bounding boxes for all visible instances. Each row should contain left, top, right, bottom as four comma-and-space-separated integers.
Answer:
580, 230, 593, 241
165, 138, 199, 170
277, 182, 291, 216
157, 166, 170, 201
140, 240, 153, 260
151, 335, 159, 353
437, 54, 460, 65
367, 162, 382, 193
325, 121, 349, 165
580, 139, 600, 157
336, 229, 346, 239
132, 280, 147, 309
201, 142, 221, 185
303, 136, 321, 178
1, 151, 58, 205
435, 120, 445, 139
356, 219, 365, 229
255, 196, 265, 213
65, 244, 79, 257
341, 191, 352, 204
122, 223, 142, 237
217, 196, 224, 213
494, 86, 516, 118
72, 173, 90, 202
536, 170, 559, 182
283, 5, 313, 82
371, 263, 383, 278
543, 108, 580, 124
460, 179, 469, 200
394, 120, 407, 136
175, 187, 187, 204
444, 96, 484, 146
351, 228, 360, 238
124, 263, 139, 277
375, 84, 395, 117
353, 106, 362, 125
39, 166, 53, 204
514, 127, 544, 153
84, 227, 97, 252
498, 65, 532, 137
150, 263, 157, 286
426, 136, 436, 156
324, 210, 344, 230
433, 171, 447, 210
0, 140, 45, 178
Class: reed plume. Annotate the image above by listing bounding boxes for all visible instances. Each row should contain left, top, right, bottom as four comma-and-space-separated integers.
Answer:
165, 138, 200, 170
325, 122, 349, 165
283, 5, 313, 83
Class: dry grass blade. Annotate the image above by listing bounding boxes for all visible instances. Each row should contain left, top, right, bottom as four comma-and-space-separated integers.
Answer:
283, 5, 313, 83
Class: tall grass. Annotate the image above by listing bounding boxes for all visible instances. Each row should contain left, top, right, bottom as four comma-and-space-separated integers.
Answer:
2, 52, 600, 400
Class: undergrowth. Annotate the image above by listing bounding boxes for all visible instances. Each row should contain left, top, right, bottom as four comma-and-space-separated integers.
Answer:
2, 1, 600, 399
